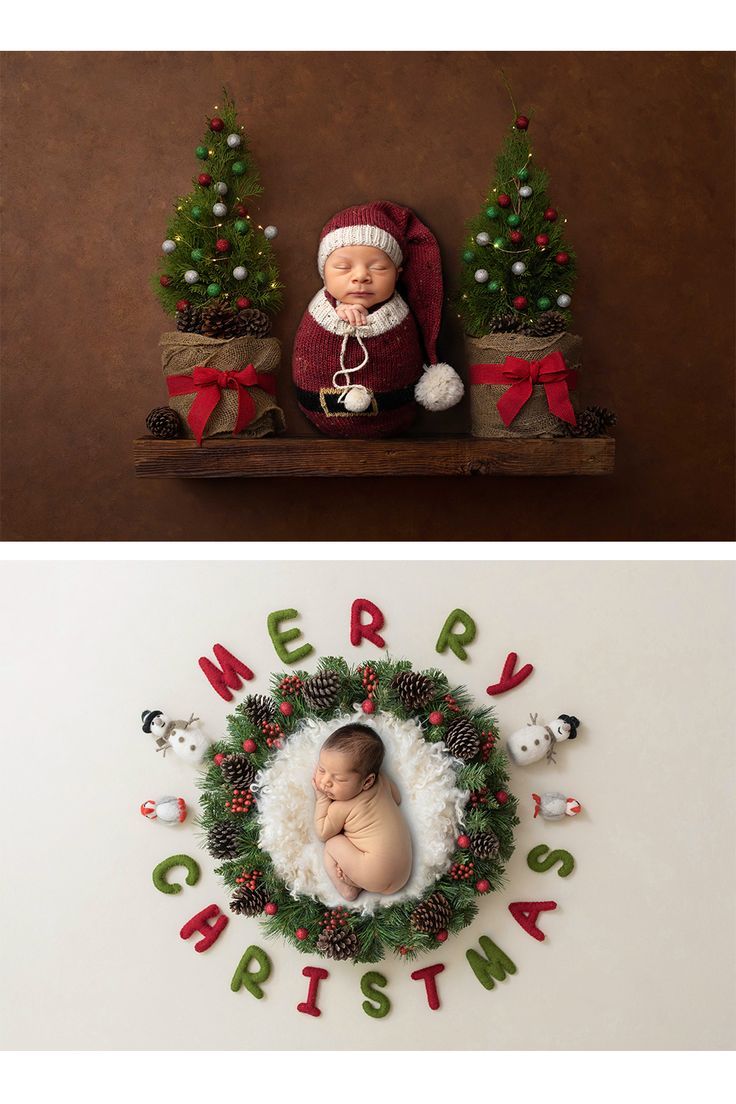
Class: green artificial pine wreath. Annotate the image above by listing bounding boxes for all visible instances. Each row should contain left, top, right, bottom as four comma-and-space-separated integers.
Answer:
152, 89, 282, 320
197, 657, 518, 964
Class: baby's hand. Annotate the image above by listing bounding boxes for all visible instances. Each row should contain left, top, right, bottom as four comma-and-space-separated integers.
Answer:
336, 302, 368, 328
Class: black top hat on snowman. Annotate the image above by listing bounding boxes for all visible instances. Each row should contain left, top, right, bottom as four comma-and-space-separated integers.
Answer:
141, 709, 163, 733
558, 714, 580, 739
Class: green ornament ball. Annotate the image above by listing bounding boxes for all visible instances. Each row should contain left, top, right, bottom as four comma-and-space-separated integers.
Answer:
195, 146, 209, 160
231, 161, 246, 175
234, 219, 249, 234
191, 248, 204, 263
207, 283, 221, 297
485, 206, 499, 220
256, 272, 267, 285
507, 213, 521, 227
191, 206, 202, 220
488, 280, 501, 292
518, 167, 529, 181
493, 237, 505, 249
463, 249, 475, 262
537, 297, 552, 310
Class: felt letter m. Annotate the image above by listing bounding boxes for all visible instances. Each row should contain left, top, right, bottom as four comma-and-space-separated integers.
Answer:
466, 936, 517, 991
199, 644, 254, 701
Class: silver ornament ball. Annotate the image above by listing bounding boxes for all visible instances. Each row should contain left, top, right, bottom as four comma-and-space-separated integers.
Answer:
264, 225, 278, 240
511, 261, 526, 275
557, 293, 572, 309
474, 269, 489, 284
212, 202, 227, 217
226, 133, 241, 148
232, 266, 248, 281
184, 270, 199, 285
161, 239, 176, 254
215, 181, 228, 195
475, 231, 490, 246
519, 185, 533, 198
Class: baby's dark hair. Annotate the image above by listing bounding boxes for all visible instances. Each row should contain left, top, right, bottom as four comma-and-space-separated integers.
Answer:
322, 723, 384, 780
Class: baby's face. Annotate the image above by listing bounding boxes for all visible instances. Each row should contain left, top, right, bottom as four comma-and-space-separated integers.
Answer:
324, 245, 399, 309
315, 748, 372, 802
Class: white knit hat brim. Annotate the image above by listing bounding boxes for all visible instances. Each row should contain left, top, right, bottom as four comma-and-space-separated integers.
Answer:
318, 224, 403, 277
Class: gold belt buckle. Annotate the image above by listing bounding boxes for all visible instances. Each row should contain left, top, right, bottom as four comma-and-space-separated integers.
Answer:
318, 387, 378, 417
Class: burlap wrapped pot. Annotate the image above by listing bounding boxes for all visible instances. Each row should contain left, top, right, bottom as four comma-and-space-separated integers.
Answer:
465, 331, 583, 439
160, 331, 286, 440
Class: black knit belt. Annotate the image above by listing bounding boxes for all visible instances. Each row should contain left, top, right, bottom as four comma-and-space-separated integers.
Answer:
296, 384, 415, 417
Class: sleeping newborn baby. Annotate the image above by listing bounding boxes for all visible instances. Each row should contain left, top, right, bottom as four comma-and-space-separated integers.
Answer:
312, 723, 412, 901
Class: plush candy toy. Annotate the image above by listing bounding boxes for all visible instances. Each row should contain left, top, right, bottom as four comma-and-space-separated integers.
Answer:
140, 797, 188, 824
532, 792, 582, 819
506, 713, 580, 767
292, 200, 464, 437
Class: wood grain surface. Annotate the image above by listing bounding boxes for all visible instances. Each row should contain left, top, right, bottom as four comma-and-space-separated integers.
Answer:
1, 52, 733, 540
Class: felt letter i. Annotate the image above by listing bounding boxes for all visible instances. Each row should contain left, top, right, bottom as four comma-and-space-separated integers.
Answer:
297, 966, 329, 1017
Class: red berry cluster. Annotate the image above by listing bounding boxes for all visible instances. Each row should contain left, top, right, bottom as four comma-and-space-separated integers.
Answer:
279, 674, 303, 695
443, 693, 461, 714
261, 720, 283, 748
480, 730, 497, 761
236, 867, 262, 888
320, 906, 350, 931
225, 789, 254, 814
469, 786, 489, 809
359, 665, 378, 698
450, 860, 475, 881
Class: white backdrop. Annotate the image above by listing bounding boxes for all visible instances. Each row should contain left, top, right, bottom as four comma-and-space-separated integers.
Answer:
0, 560, 733, 1051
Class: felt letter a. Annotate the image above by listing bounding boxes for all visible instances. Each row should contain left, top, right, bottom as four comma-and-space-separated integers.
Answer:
508, 901, 558, 942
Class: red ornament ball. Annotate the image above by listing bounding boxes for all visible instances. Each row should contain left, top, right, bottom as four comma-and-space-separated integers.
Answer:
497, 193, 511, 208
399, 945, 408, 956
495, 790, 509, 805
236, 297, 251, 310
457, 834, 471, 849
555, 251, 570, 265
476, 879, 491, 894
197, 173, 213, 187
215, 238, 231, 254
213, 753, 224, 766
544, 208, 558, 222
279, 701, 293, 717
264, 902, 278, 916
509, 230, 523, 244
515, 115, 529, 130
535, 234, 550, 248
243, 739, 257, 753
362, 698, 376, 714
159, 275, 172, 287
512, 296, 528, 311
209, 117, 225, 132
436, 930, 449, 943
234, 203, 248, 217
176, 299, 190, 311
296, 928, 308, 941
428, 710, 444, 726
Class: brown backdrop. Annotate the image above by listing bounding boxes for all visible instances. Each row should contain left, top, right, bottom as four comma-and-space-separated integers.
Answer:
1, 51, 734, 540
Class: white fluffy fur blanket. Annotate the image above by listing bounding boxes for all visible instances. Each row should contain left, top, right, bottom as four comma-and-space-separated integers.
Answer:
254, 708, 468, 915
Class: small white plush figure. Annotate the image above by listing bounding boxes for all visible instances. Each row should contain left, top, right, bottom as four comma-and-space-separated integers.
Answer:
140, 797, 188, 824
167, 715, 209, 764
506, 713, 580, 767
532, 792, 582, 819
142, 709, 173, 754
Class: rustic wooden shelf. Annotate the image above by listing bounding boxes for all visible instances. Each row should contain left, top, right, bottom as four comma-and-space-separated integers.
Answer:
133, 434, 615, 478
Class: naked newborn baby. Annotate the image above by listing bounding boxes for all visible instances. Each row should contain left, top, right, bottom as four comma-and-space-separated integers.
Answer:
312, 723, 412, 902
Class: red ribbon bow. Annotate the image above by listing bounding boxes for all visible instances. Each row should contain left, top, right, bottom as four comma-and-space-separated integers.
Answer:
166, 363, 276, 445
469, 350, 577, 427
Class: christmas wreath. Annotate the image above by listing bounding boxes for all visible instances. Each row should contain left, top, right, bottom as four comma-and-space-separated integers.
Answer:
197, 657, 518, 963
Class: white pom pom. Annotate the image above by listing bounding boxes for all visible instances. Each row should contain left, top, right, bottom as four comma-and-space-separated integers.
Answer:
414, 363, 464, 412
343, 385, 373, 413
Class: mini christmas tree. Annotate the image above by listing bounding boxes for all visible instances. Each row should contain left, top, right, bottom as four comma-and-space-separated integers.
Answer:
458, 93, 576, 339
153, 90, 282, 330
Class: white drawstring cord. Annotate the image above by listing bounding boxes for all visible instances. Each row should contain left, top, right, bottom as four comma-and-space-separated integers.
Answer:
332, 326, 369, 405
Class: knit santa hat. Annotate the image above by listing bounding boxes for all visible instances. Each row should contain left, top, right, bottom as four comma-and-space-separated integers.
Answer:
317, 201, 463, 412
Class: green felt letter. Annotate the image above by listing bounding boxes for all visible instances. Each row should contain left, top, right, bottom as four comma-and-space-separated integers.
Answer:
360, 971, 391, 1019
527, 844, 575, 878
231, 945, 272, 999
435, 608, 477, 662
466, 936, 517, 991
267, 608, 314, 665
152, 854, 200, 895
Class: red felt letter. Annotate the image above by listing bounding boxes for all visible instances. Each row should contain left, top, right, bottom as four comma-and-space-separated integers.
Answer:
350, 598, 386, 649
486, 651, 534, 696
508, 901, 557, 942
199, 644, 254, 701
179, 904, 229, 952
410, 963, 445, 1010
297, 966, 329, 1017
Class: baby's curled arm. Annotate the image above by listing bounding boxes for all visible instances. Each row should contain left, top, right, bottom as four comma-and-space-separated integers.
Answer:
314, 793, 349, 841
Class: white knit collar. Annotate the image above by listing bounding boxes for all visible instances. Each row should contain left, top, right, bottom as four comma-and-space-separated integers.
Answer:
308, 289, 409, 337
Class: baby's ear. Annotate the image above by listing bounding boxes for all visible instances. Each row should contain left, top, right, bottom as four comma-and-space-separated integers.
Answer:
362, 773, 376, 791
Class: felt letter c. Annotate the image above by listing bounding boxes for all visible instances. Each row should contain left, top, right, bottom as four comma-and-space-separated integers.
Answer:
152, 853, 200, 895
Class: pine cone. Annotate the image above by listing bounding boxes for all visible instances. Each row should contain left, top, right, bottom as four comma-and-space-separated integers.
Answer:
200, 303, 242, 339
145, 406, 181, 439
445, 716, 480, 761
563, 405, 617, 439
523, 310, 567, 337
242, 694, 275, 727
176, 305, 203, 333
207, 821, 241, 859
302, 670, 342, 710
392, 671, 436, 710
229, 885, 268, 916
487, 313, 522, 334
315, 926, 359, 961
409, 891, 453, 934
470, 831, 501, 860
219, 753, 256, 789
237, 308, 271, 337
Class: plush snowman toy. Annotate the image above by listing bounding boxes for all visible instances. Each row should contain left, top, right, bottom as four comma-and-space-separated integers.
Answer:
506, 713, 580, 767
166, 714, 209, 764
142, 709, 173, 754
